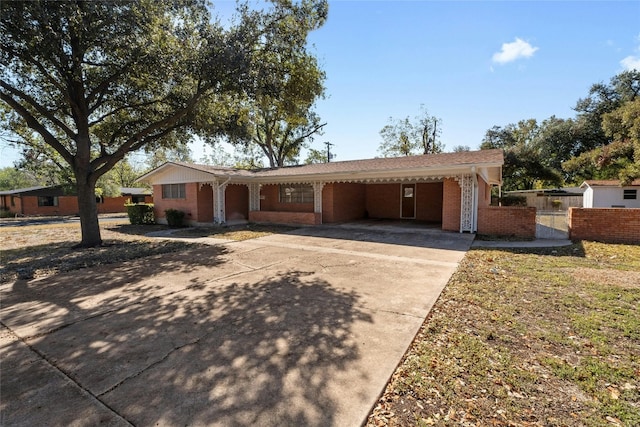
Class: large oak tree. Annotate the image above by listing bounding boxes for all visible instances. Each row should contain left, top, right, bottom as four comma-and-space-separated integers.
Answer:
0, 0, 323, 247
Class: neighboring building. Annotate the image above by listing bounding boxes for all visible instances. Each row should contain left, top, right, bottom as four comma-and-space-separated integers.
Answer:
581, 180, 640, 208
136, 149, 504, 233
0, 185, 153, 216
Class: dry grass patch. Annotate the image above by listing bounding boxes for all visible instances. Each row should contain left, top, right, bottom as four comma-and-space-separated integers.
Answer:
0, 221, 199, 283
170, 223, 298, 241
367, 241, 640, 427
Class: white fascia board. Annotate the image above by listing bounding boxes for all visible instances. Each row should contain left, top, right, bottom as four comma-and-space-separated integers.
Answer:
250, 162, 503, 185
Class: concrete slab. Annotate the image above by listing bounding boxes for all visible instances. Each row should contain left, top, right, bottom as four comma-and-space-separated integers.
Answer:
1, 227, 472, 427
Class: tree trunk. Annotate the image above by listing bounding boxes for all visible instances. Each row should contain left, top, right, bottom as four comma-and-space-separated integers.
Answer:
75, 173, 102, 247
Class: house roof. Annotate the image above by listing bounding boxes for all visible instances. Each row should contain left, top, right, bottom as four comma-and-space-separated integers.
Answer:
0, 185, 64, 197
581, 180, 640, 188
137, 149, 504, 186
120, 187, 152, 196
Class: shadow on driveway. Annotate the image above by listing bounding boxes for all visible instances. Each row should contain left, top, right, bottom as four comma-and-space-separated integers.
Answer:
1, 244, 372, 426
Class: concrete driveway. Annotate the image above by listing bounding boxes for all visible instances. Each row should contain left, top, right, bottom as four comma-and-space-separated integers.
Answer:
0, 226, 473, 427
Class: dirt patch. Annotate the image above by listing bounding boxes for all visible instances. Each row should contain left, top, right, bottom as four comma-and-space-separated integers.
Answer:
571, 267, 640, 289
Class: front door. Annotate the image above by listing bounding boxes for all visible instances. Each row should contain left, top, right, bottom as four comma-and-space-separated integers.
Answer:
401, 183, 416, 218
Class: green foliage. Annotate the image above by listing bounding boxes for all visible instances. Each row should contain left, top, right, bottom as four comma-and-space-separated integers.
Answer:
164, 208, 186, 228
0, 207, 13, 218
304, 148, 329, 164
498, 195, 527, 206
1, 0, 324, 246
0, 167, 39, 190
378, 106, 443, 157
481, 119, 562, 190
223, 0, 329, 168
126, 203, 155, 225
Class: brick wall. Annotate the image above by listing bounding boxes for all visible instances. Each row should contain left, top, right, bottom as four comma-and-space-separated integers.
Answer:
226, 184, 249, 221
323, 182, 366, 223
153, 183, 199, 223
415, 182, 443, 222
478, 206, 537, 238
442, 178, 461, 231
569, 208, 640, 244
196, 184, 214, 222
365, 184, 400, 219
249, 211, 321, 225
260, 184, 314, 213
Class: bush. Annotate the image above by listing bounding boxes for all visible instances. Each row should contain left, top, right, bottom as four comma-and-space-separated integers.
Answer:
499, 195, 527, 207
165, 208, 186, 228
126, 203, 155, 225
0, 207, 13, 218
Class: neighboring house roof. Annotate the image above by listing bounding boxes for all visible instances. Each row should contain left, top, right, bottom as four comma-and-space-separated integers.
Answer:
137, 149, 504, 186
0, 185, 64, 197
506, 187, 585, 195
120, 187, 152, 196
581, 180, 640, 188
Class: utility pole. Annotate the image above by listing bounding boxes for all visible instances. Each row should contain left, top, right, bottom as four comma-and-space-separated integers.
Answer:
324, 141, 334, 163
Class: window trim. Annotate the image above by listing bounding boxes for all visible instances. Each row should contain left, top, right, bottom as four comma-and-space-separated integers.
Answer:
279, 184, 314, 204
162, 183, 186, 199
37, 196, 58, 207
623, 189, 637, 200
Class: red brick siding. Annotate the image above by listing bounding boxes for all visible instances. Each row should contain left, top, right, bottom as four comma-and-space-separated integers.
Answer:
478, 206, 536, 238
226, 184, 249, 221
260, 184, 313, 213
196, 184, 214, 222
415, 182, 443, 222
442, 178, 461, 231
323, 182, 366, 223
153, 183, 199, 223
569, 208, 640, 244
249, 211, 321, 225
365, 184, 400, 219
478, 177, 491, 207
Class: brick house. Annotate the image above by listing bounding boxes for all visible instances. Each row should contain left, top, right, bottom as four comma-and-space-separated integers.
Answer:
0, 185, 152, 216
137, 149, 504, 233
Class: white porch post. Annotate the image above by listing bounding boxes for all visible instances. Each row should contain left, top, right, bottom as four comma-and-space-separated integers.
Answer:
313, 182, 325, 221
459, 174, 475, 232
248, 183, 261, 211
213, 179, 230, 224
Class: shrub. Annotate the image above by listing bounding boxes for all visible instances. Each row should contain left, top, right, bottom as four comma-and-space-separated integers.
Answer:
499, 195, 527, 207
0, 207, 13, 218
126, 203, 155, 225
165, 208, 186, 228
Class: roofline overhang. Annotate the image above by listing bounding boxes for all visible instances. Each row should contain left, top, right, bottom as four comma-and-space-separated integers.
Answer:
136, 160, 503, 186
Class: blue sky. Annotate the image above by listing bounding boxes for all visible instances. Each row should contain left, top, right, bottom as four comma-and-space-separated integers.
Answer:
1, 0, 639, 168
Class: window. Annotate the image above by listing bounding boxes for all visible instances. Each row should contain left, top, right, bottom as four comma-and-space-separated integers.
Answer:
162, 184, 186, 199
623, 189, 637, 200
279, 184, 314, 204
38, 196, 58, 207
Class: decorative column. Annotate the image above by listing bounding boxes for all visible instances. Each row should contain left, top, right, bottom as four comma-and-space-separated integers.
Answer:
248, 183, 261, 212
459, 174, 474, 232
313, 182, 325, 215
213, 179, 230, 224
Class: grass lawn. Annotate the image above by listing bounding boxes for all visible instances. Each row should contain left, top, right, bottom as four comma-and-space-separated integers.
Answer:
0, 221, 294, 283
367, 241, 640, 427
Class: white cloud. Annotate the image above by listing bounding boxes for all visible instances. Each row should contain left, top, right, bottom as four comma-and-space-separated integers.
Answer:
621, 55, 640, 71
492, 38, 539, 64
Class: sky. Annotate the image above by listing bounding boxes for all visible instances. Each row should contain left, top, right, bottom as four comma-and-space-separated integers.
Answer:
1, 0, 639, 168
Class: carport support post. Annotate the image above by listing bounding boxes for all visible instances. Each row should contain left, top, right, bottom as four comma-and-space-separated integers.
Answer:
313, 182, 325, 222
459, 173, 475, 233
248, 183, 261, 212
213, 179, 230, 224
